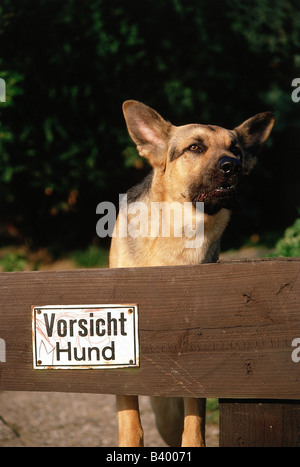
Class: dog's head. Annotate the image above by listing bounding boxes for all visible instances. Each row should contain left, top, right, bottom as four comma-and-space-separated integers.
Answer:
123, 100, 275, 214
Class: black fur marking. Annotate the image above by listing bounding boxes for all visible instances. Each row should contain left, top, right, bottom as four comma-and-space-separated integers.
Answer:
206, 125, 217, 132
127, 171, 153, 204
228, 140, 243, 160
169, 146, 179, 162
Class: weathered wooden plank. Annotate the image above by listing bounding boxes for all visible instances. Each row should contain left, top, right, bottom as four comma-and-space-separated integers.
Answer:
0, 259, 299, 398
219, 399, 300, 447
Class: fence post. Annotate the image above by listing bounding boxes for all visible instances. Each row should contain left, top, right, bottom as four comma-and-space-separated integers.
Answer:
219, 399, 300, 447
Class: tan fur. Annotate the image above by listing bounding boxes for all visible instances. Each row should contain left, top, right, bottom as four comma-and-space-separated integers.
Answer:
109, 101, 275, 447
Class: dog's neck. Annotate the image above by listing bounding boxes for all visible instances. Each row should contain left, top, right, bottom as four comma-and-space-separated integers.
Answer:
143, 171, 231, 265
200, 209, 231, 263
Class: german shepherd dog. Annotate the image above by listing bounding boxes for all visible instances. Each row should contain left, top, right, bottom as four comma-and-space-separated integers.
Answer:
109, 100, 274, 447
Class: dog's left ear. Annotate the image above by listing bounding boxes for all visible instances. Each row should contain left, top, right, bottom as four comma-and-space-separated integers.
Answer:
123, 100, 172, 169
234, 112, 275, 174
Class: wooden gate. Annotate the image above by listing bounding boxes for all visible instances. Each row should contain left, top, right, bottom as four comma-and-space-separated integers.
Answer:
0, 258, 299, 446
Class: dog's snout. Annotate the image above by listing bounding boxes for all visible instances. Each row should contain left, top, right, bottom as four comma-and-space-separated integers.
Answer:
218, 156, 241, 176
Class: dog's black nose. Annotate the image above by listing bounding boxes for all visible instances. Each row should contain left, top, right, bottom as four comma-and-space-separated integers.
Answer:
219, 156, 241, 176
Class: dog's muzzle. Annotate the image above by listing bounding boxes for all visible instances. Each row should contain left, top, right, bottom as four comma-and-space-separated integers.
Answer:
210, 156, 242, 197
192, 156, 242, 214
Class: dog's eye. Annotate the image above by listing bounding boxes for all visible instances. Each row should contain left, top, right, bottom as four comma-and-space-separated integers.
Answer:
185, 141, 207, 155
188, 144, 203, 152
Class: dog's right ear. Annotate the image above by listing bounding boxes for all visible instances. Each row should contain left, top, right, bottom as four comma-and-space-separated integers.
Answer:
234, 111, 275, 174
122, 100, 172, 168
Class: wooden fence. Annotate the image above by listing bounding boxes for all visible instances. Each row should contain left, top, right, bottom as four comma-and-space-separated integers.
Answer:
0, 258, 299, 446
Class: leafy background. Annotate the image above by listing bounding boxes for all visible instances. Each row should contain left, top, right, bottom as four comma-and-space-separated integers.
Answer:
0, 0, 299, 255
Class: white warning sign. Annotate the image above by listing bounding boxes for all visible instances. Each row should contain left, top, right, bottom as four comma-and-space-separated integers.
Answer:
32, 305, 139, 369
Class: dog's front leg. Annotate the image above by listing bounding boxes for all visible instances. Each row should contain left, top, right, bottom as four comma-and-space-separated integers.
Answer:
181, 398, 206, 447
116, 395, 144, 447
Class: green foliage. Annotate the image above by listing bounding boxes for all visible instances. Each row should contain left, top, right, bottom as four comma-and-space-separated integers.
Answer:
0, 252, 27, 271
72, 245, 108, 268
275, 217, 300, 257
206, 398, 219, 425
0, 0, 299, 250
